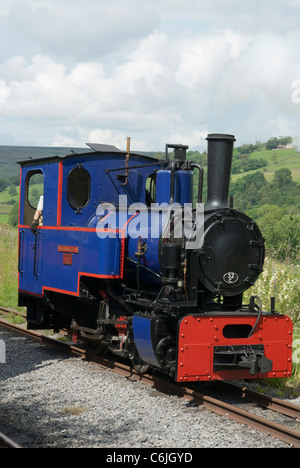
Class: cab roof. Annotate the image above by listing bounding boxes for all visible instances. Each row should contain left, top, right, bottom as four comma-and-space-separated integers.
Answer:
17, 143, 158, 166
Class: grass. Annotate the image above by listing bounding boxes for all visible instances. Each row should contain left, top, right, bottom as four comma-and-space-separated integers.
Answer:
244, 257, 300, 390
248, 147, 298, 162
0, 224, 20, 310
0, 186, 19, 204
0, 185, 20, 222
63, 406, 87, 416
291, 328, 300, 392
0, 214, 9, 224
231, 148, 300, 183
0, 183, 44, 222
0, 309, 25, 325
243, 258, 300, 324
0, 204, 13, 224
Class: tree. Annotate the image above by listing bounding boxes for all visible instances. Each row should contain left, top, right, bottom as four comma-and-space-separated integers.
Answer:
278, 136, 293, 146
230, 172, 267, 210
8, 203, 19, 228
272, 168, 293, 188
266, 137, 279, 150
252, 204, 300, 260
8, 185, 17, 196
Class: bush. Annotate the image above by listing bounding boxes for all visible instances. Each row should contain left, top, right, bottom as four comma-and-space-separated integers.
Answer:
250, 205, 300, 262
244, 258, 300, 326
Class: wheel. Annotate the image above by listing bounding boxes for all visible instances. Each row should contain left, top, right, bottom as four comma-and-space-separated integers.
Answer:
130, 347, 150, 374
84, 339, 107, 356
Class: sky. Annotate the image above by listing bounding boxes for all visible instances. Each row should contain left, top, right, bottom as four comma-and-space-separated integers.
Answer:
0, 0, 300, 151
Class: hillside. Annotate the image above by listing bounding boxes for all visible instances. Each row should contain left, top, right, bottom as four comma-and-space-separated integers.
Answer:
0, 145, 92, 178
231, 147, 300, 183
0, 145, 157, 179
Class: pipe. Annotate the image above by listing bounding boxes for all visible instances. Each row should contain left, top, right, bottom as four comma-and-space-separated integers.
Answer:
191, 163, 203, 203
120, 137, 131, 186
169, 160, 177, 205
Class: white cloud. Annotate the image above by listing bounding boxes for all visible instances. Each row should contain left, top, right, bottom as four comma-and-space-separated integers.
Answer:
1, 1, 300, 148
0, 0, 159, 64
175, 30, 251, 89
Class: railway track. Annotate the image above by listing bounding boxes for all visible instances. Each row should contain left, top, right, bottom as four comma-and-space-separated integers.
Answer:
0, 432, 22, 449
0, 311, 300, 448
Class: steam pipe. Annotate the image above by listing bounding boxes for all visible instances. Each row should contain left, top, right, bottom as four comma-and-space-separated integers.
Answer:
169, 159, 177, 205
191, 163, 203, 203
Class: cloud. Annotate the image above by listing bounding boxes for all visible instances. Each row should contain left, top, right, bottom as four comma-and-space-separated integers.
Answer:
0, 0, 159, 64
175, 30, 251, 89
1, 1, 300, 148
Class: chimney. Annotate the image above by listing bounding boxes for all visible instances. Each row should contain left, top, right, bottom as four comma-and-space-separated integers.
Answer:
205, 133, 236, 212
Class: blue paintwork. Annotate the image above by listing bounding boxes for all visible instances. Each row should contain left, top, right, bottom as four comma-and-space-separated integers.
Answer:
18, 150, 163, 296
18, 148, 194, 297
156, 169, 193, 205
132, 315, 161, 367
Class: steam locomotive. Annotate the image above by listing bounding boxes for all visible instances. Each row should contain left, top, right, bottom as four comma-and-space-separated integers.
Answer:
17, 134, 293, 382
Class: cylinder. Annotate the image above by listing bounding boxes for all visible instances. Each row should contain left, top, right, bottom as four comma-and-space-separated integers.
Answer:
205, 134, 236, 212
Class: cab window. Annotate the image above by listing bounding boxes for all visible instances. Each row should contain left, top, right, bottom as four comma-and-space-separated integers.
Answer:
24, 170, 44, 225
145, 173, 156, 206
67, 167, 91, 212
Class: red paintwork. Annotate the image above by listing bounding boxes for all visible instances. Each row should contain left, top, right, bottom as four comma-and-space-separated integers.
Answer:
176, 314, 293, 382
57, 161, 63, 227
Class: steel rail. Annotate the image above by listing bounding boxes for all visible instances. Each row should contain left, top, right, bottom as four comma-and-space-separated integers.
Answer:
1, 318, 300, 448
220, 381, 300, 420
186, 390, 300, 448
0, 306, 26, 318
0, 432, 23, 449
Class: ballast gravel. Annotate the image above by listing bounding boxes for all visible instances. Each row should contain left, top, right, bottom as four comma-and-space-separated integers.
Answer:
0, 329, 297, 448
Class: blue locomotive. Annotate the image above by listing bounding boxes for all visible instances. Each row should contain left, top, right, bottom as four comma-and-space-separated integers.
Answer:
18, 135, 293, 381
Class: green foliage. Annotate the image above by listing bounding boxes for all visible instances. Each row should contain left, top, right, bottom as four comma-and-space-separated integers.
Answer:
0, 225, 20, 309
244, 258, 300, 388
0, 175, 19, 193
232, 157, 268, 174
272, 167, 293, 187
8, 202, 19, 227
230, 171, 268, 211
252, 205, 300, 261
230, 167, 300, 262
236, 143, 260, 155
265, 136, 293, 150
244, 258, 300, 325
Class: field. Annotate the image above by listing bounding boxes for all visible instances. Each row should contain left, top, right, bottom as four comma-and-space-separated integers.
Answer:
0, 205, 11, 224
232, 147, 300, 183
